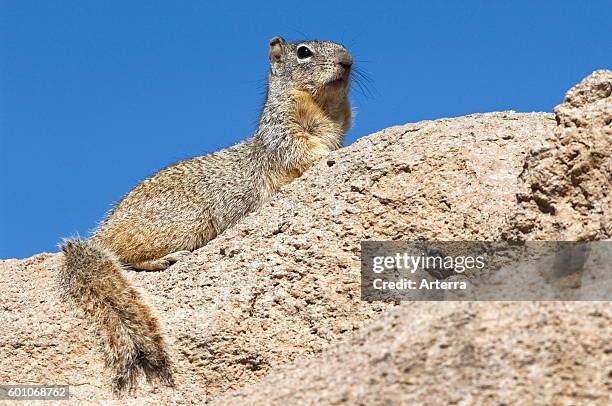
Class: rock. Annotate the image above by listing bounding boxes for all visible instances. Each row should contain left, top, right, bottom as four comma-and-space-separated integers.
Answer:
212, 302, 611, 405
1, 71, 610, 404
514, 70, 611, 240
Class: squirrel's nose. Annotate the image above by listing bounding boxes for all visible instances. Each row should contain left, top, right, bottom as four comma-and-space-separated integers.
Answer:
335, 51, 353, 70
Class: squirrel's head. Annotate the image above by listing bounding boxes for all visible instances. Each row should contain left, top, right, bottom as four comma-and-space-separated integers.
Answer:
268, 37, 352, 98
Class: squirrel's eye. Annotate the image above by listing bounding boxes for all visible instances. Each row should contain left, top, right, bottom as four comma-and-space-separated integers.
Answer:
297, 46, 313, 59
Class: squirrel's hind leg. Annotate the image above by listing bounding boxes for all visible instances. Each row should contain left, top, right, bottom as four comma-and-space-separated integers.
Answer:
131, 250, 191, 271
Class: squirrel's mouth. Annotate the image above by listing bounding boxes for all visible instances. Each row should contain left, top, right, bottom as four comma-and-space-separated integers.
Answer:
326, 77, 348, 88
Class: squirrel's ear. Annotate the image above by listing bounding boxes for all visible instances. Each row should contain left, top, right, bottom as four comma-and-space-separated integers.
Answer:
269, 36, 286, 65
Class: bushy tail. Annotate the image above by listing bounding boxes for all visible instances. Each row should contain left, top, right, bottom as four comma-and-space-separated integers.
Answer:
58, 238, 174, 394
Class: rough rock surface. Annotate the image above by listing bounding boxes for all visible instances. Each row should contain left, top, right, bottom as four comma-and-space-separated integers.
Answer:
514, 70, 611, 240
212, 302, 612, 405
1, 71, 610, 404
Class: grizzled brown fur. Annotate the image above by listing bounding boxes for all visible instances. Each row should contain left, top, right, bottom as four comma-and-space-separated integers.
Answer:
59, 36, 352, 394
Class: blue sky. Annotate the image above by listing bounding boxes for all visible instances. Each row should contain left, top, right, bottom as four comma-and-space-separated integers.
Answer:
1, 1, 610, 259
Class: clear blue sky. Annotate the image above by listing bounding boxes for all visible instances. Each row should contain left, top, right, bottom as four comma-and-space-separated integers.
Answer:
1, 1, 610, 259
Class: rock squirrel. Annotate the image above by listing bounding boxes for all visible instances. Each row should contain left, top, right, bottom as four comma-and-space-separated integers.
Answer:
58, 37, 352, 394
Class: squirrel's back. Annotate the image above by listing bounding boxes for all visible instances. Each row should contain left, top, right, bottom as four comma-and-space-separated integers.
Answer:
95, 142, 262, 265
